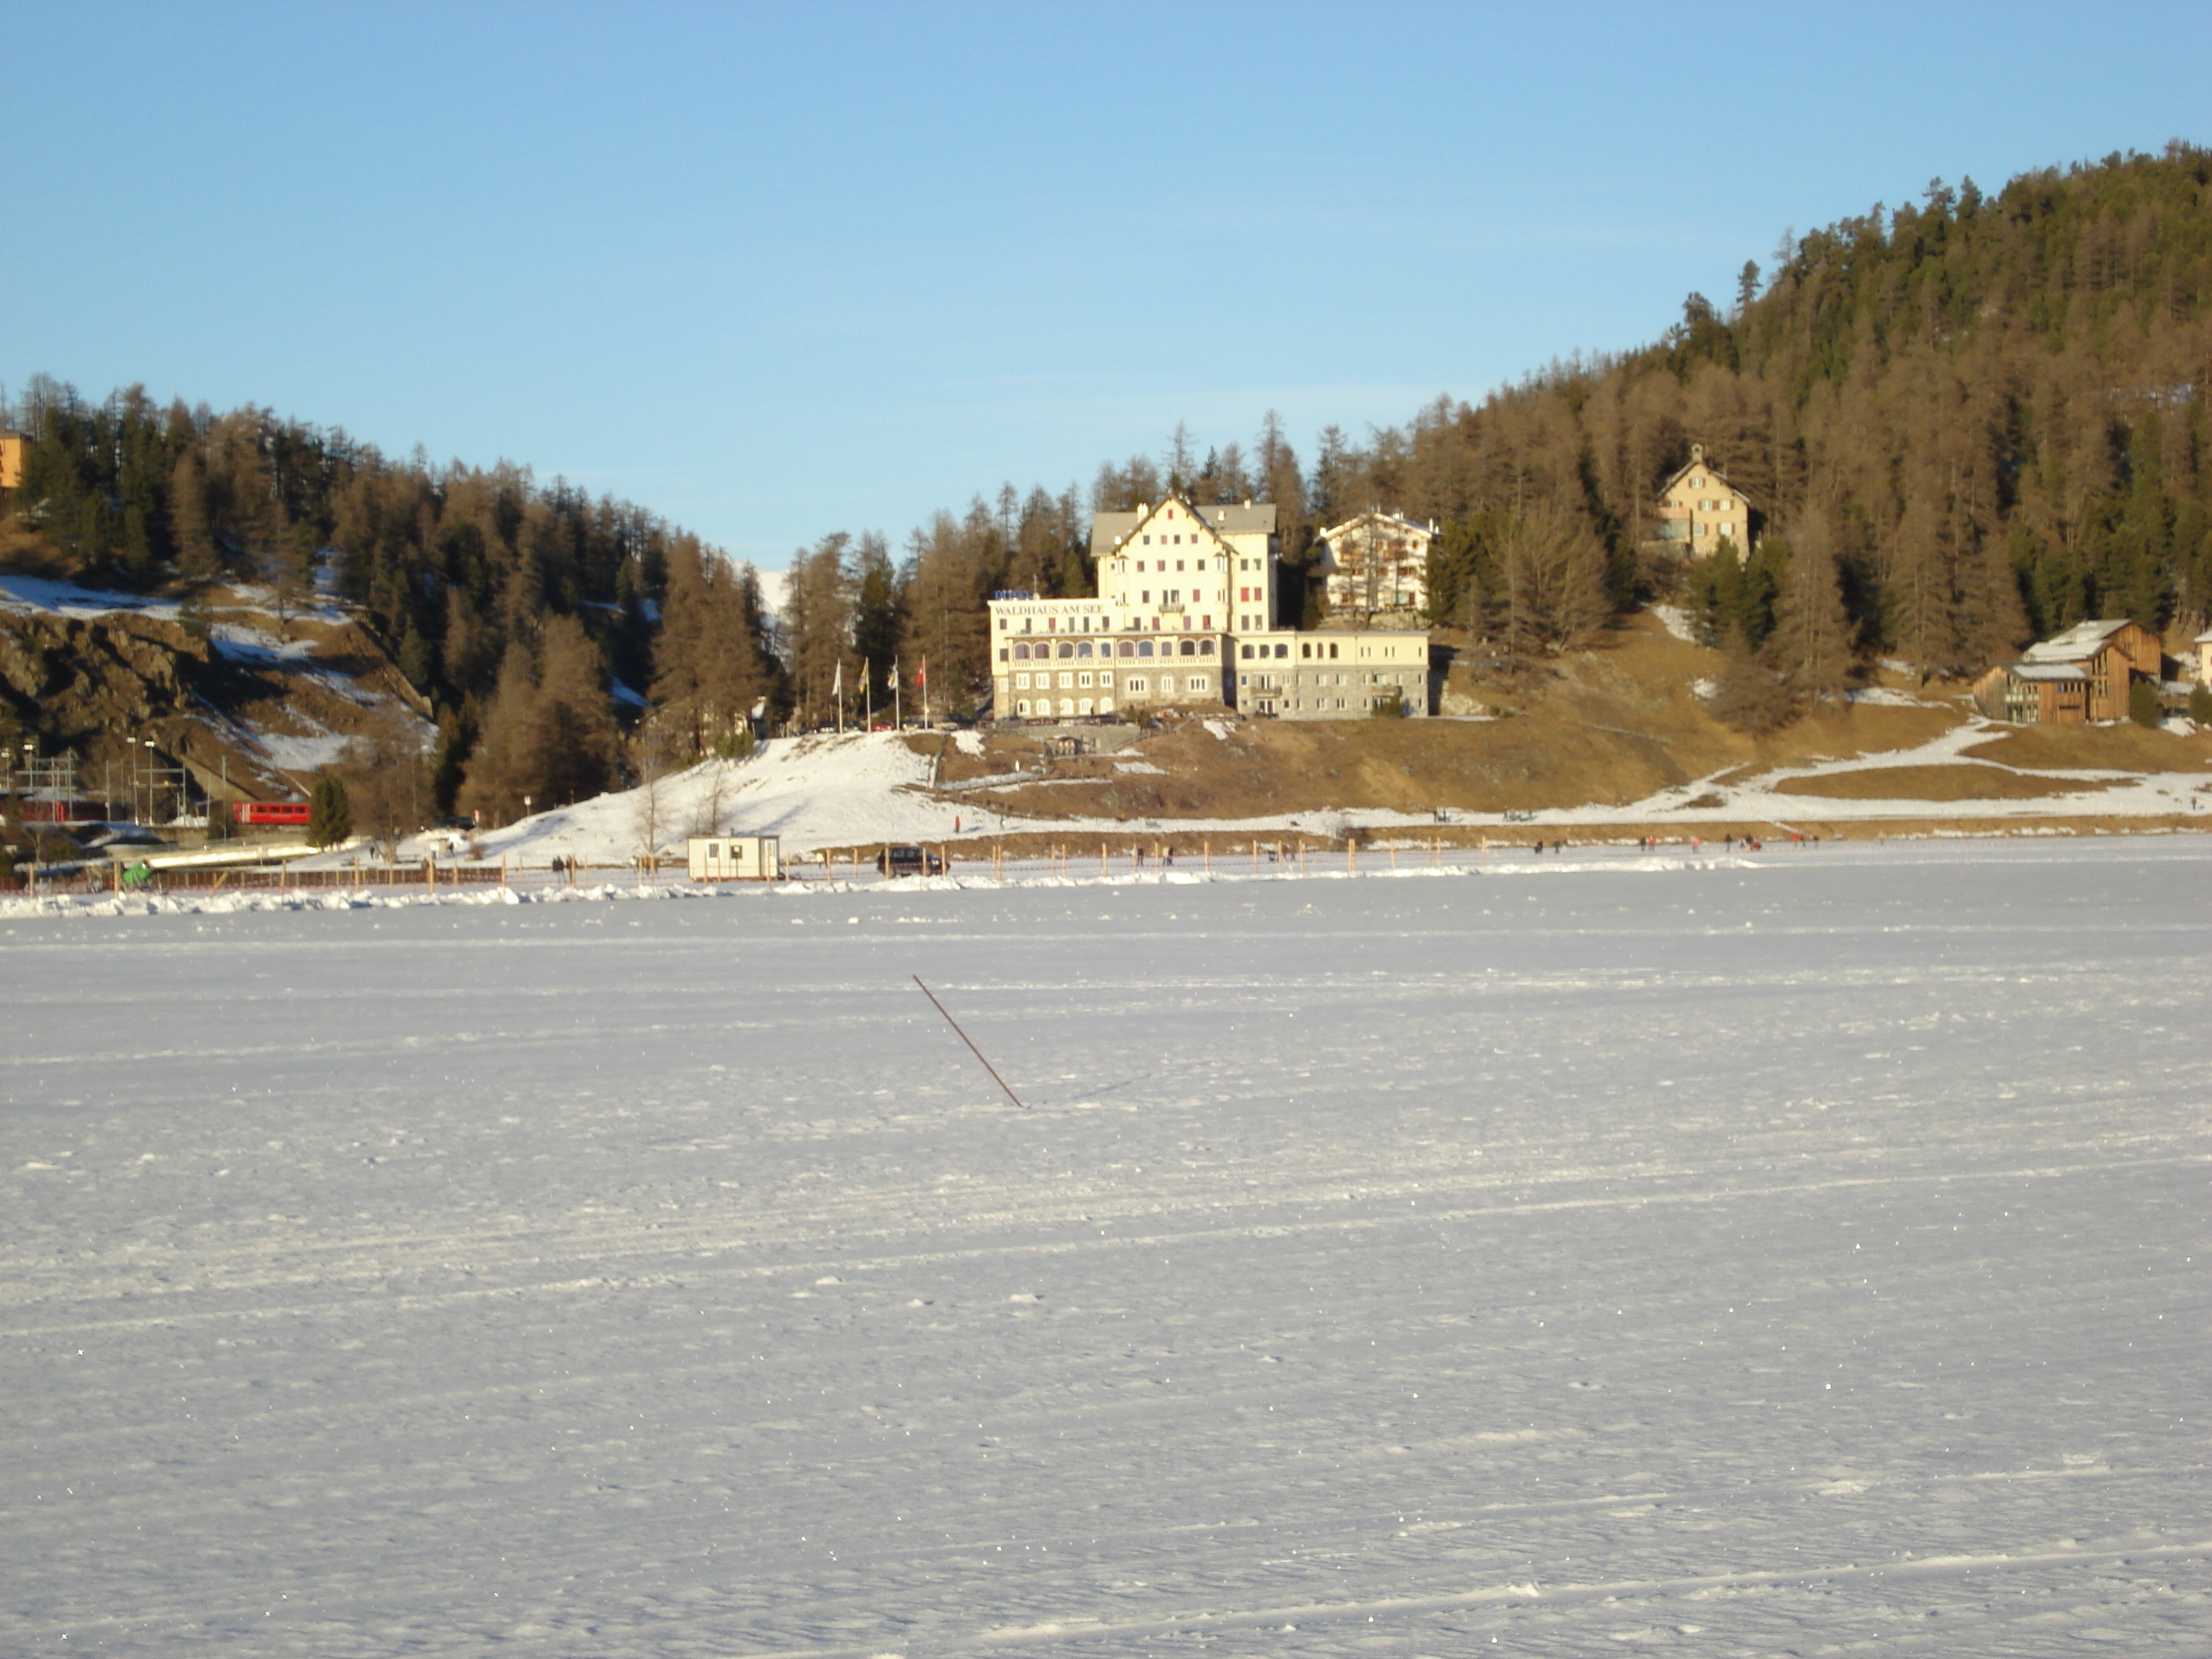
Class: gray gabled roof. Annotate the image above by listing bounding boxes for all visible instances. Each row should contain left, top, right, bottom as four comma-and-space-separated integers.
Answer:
1090, 497, 1277, 559
1656, 444, 1756, 507
2008, 662, 2088, 682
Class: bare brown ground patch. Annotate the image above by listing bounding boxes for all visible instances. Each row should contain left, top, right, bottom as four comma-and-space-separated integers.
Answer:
1959, 722, 2212, 771
907, 728, 1051, 785
1771, 765, 2123, 802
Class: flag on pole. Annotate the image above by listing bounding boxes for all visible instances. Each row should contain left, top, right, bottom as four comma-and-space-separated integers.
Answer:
917, 656, 927, 688
832, 660, 842, 699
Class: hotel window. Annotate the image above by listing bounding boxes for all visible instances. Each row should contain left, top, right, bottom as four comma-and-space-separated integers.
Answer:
1159, 676, 1174, 694
1127, 676, 1146, 692
1078, 671, 1093, 688
1015, 699, 1030, 716
1189, 675, 1208, 692
1099, 671, 1114, 688
1058, 672, 1073, 688
1015, 672, 1030, 689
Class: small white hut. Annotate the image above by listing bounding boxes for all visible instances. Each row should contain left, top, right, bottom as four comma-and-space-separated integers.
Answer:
687, 835, 781, 881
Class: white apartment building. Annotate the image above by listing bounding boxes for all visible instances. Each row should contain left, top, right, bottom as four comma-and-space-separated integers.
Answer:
989, 495, 1429, 721
1315, 509, 1435, 617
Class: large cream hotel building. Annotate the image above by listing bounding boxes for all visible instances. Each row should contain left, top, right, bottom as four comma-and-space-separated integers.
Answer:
989, 495, 1429, 721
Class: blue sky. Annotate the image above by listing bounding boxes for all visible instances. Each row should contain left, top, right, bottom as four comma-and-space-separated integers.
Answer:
6, 1, 2206, 570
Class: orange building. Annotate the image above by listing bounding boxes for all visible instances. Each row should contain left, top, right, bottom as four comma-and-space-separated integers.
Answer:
0, 431, 30, 492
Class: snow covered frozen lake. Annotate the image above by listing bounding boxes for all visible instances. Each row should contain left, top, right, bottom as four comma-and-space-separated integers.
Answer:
4, 840, 2206, 1655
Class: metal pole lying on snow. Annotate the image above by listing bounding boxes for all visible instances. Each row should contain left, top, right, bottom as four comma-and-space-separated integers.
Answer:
912, 976, 1028, 1110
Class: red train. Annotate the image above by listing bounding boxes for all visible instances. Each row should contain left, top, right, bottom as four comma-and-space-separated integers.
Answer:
233, 801, 312, 827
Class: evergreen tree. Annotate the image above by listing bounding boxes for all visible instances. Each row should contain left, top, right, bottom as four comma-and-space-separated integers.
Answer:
533, 615, 619, 806
168, 450, 219, 577
1709, 642, 1799, 734
850, 532, 902, 714
2128, 678, 2164, 727
307, 773, 354, 848
1769, 517, 1855, 700
459, 644, 541, 824
433, 696, 480, 816
1497, 499, 1609, 658
782, 534, 857, 728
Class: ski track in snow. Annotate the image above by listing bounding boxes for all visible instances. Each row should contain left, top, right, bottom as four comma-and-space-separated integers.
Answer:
2, 840, 2207, 1655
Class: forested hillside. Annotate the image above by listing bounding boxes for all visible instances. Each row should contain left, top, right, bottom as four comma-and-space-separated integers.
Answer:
6, 143, 2208, 819
1341, 142, 2212, 683
0, 385, 778, 819
773, 144, 2212, 721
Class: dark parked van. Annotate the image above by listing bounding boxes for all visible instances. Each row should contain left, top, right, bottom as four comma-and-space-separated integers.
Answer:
876, 844, 945, 876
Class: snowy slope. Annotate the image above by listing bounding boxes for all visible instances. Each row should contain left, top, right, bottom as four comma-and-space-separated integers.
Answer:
1, 840, 2206, 1655
443, 733, 967, 866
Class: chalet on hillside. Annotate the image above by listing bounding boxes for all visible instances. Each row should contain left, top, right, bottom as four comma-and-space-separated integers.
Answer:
1972, 619, 2163, 724
1650, 444, 1758, 562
